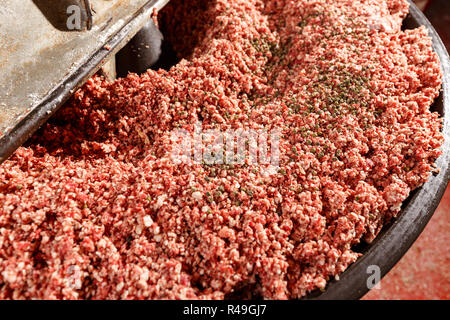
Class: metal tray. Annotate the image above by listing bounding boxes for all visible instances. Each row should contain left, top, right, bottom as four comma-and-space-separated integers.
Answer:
308, 0, 450, 300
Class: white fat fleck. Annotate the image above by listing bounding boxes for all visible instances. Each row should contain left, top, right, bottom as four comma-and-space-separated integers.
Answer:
192, 191, 203, 200
140, 269, 149, 283
155, 195, 167, 209
98, 238, 106, 248
2, 269, 16, 283
143, 215, 153, 228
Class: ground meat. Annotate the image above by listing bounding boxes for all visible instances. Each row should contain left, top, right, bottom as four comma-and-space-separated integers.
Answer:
0, 0, 443, 299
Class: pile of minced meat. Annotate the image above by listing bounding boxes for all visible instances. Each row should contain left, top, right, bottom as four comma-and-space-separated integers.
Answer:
0, 0, 443, 299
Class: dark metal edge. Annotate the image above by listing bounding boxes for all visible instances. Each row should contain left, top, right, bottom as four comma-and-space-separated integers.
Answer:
309, 0, 450, 300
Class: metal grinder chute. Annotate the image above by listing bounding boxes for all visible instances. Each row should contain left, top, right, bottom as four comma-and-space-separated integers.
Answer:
0, 0, 169, 163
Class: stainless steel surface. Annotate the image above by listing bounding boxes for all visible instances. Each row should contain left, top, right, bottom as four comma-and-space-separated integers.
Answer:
0, 0, 169, 162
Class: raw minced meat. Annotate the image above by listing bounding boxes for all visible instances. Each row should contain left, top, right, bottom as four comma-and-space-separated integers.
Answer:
0, 0, 443, 299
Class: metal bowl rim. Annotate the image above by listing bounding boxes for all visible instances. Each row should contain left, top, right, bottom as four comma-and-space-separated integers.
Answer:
310, 0, 450, 300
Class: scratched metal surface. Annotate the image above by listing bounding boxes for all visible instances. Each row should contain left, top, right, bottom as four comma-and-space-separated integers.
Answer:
0, 0, 169, 162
